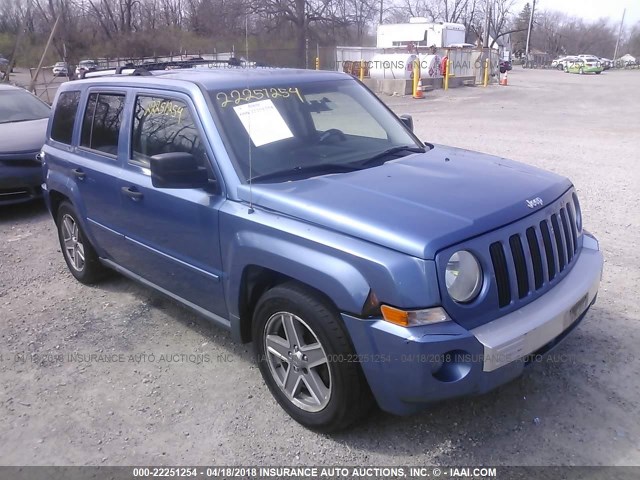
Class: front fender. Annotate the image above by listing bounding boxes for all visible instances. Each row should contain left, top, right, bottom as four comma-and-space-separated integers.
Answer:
220, 202, 442, 343
225, 231, 371, 318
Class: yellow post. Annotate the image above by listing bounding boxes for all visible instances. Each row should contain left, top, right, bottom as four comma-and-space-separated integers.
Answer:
359, 59, 364, 81
444, 57, 451, 91
315, 57, 320, 70
483, 58, 489, 87
412, 60, 422, 98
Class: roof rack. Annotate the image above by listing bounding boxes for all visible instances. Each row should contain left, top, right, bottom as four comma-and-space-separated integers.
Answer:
78, 58, 245, 79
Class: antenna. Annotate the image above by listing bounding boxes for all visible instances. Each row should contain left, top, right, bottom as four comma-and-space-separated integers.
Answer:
245, 14, 254, 214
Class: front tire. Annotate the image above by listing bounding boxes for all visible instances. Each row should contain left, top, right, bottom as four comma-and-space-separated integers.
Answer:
253, 282, 373, 432
56, 201, 106, 284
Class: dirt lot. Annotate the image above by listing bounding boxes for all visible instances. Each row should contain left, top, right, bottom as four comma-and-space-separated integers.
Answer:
1, 68, 639, 467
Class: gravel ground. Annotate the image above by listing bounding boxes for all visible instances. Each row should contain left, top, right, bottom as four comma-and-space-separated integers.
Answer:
1, 68, 639, 467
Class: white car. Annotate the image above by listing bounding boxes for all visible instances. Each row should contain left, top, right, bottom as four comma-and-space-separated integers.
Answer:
52, 62, 69, 77
74, 60, 98, 77
552, 56, 578, 70
577, 55, 602, 69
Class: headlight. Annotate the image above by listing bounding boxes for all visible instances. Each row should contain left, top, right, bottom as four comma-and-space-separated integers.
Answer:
445, 250, 482, 303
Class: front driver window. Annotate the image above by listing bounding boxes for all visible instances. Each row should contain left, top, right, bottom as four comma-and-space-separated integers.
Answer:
130, 95, 207, 169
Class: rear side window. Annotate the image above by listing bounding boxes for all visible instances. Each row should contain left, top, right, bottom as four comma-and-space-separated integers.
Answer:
130, 95, 206, 168
51, 91, 80, 144
80, 93, 125, 156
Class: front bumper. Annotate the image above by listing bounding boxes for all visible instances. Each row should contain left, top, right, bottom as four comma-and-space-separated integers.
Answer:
0, 163, 43, 205
342, 235, 603, 415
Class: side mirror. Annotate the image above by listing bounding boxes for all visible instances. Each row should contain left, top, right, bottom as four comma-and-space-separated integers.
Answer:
399, 114, 413, 132
150, 152, 210, 189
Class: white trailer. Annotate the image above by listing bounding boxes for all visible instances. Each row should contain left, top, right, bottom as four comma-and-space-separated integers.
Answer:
376, 18, 466, 49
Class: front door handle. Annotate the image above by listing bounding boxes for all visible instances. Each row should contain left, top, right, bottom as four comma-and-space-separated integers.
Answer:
72, 168, 86, 180
121, 186, 143, 201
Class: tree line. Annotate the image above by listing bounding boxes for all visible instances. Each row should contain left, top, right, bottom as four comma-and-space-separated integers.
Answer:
0, 0, 638, 67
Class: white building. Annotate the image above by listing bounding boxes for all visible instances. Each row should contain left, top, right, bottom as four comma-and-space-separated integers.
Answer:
376, 18, 466, 49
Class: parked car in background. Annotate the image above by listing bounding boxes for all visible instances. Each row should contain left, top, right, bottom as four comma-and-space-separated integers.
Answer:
566, 57, 603, 74
499, 60, 512, 72
74, 60, 98, 77
552, 56, 578, 70
42, 68, 603, 431
52, 62, 69, 77
0, 85, 51, 205
0, 55, 11, 78
599, 58, 613, 70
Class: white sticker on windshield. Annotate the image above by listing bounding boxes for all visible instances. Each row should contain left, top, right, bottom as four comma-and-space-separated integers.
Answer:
233, 99, 293, 147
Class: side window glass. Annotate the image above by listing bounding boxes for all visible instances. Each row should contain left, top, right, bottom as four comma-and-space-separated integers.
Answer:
51, 91, 81, 144
131, 96, 206, 168
80, 93, 125, 156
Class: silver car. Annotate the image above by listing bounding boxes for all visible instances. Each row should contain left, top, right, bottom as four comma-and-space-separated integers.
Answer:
52, 62, 69, 77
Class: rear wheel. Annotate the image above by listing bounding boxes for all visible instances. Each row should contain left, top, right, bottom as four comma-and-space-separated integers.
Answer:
596, 71, 601, 74
56, 201, 107, 284
253, 282, 373, 432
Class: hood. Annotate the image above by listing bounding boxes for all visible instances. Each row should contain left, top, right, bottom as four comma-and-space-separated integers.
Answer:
0, 118, 48, 156
237, 145, 572, 259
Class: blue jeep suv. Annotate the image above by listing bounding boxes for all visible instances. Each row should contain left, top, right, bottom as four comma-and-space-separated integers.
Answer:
42, 68, 603, 431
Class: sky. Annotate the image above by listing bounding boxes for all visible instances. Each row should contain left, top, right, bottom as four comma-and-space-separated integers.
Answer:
517, 0, 640, 27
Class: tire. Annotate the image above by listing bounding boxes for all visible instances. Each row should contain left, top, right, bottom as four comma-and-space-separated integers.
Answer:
56, 201, 107, 284
253, 282, 373, 432
557, 64, 564, 70
596, 71, 601, 74
579, 68, 584, 75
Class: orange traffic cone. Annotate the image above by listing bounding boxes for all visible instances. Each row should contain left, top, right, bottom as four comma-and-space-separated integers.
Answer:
413, 78, 424, 99
500, 70, 508, 86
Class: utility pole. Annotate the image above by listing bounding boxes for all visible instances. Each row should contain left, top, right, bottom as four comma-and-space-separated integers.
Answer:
3, 0, 30, 82
483, 0, 491, 48
524, 0, 536, 60
613, 8, 626, 62
29, 15, 61, 93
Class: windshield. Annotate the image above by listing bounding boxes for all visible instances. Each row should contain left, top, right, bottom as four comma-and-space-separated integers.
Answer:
208, 79, 424, 183
0, 90, 51, 123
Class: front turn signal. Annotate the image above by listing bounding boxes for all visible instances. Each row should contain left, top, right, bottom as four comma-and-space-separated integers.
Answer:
380, 305, 451, 327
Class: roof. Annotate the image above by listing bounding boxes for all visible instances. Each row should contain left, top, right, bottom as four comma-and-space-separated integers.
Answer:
73, 67, 350, 91
0, 83, 21, 91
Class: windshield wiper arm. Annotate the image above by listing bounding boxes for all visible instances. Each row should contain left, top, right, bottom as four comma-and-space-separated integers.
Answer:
357, 145, 426, 167
250, 163, 362, 183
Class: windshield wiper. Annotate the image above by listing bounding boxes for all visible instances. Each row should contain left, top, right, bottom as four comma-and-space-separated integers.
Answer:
250, 162, 362, 183
356, 145, 426, 168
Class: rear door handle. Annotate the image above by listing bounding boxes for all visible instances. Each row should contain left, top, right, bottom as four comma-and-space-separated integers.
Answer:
72, 168, 86, 180
121, 186, 143, 201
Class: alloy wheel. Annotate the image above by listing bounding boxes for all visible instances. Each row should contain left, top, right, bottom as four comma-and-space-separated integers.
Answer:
61, 214, 85, 272
263, 311, 332, 412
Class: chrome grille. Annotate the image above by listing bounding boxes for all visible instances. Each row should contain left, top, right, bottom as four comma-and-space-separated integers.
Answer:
490, 197, 581, 308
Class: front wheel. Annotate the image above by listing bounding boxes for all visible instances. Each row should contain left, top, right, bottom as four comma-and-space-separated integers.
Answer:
596, 71, 601, 74
56, 201, 107, 284
253, 282, 373, 432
